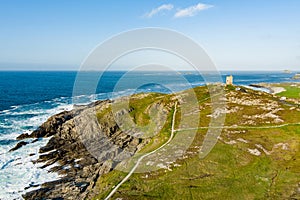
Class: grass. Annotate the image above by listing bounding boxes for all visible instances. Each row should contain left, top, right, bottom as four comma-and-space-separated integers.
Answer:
127, 93, 162, 126
106, 141, 298, 200
136, 105, 174, 154
92, 85, 300, 200
268, 83, 300, 99
100, 125, 299, 199
96, 106, 112, 121
92, 170, 127, 200
277, 86, 300, 99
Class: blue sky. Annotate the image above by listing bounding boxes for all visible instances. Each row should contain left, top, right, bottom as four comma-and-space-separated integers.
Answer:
0, 0, 299, 71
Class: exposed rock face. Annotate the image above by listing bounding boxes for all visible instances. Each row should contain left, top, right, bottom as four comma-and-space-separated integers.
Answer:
18, 100, 146, 200
17, 111, 74, 140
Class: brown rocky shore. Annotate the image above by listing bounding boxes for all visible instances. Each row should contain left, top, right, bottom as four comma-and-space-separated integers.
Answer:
12, 100, 146, 200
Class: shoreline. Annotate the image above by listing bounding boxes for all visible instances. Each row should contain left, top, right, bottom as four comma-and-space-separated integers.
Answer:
1, 80, 300, 199
247, 82, 300, 95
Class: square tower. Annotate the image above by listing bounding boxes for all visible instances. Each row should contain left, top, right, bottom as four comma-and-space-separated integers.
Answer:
226, 75, 233, 85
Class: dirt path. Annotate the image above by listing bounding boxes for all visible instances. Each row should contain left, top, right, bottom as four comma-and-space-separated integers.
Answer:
104, 102, 178, 200
176, 122, 300, 132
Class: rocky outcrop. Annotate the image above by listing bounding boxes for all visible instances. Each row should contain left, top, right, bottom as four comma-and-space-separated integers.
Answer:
9, 141, 28, 152
292, 73, 300, 79
18, 99, 148, 200
17, 111, 74, 140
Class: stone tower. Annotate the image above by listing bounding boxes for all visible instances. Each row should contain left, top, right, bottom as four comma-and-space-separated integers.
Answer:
226, 75, 233, 85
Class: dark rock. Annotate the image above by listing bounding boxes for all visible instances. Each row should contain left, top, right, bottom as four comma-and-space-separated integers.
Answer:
239, 87, 247, 93
24, 183, 40, 190
22, 100, 147, 200
41, 178, 73, 188
74, 182, 89, 192
9, 141, 28, 152
22, 188, 51, 199
16, 133, 30, 140
31, 139, 39, 143
17, 111, 74, 140
249, 84, 264, 88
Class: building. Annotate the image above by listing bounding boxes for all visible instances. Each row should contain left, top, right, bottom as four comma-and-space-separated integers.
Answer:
226, 75, 233, 85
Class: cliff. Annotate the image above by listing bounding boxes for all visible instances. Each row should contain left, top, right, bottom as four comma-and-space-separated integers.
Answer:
15, 98, 152, 199
11, 85, 300, 199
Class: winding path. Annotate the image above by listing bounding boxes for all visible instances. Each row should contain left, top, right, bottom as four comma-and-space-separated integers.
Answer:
175, 122, 300, 132
104, 102, 178, 200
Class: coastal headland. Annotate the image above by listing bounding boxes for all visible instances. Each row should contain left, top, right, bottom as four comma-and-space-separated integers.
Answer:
11, 83, 300, 199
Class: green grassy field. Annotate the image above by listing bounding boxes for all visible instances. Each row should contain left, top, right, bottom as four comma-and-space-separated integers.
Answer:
267, 82, 300, 99
92, 84, 300, 200
277, 86, 300, 99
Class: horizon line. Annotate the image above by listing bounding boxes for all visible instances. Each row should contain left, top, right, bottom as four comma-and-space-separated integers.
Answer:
0, 69, 298, 72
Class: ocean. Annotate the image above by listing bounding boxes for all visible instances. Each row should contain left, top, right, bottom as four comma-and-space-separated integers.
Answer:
0, 71, 298, 199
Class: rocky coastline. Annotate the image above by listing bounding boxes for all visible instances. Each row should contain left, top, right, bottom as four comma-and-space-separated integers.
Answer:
8, 83, 300, 199
11, 99, 146, 200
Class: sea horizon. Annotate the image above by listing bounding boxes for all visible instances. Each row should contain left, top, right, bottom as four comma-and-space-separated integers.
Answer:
1, 70, 299, 198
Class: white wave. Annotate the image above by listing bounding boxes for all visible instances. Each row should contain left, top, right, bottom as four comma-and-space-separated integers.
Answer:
7, 110, 49, 116
0, 138, 62, 199
242, 85, 271, 93
0, 89, 140, 199
0, 123, 13, 129
0, 97, 74, 199
0, 110, 11, 114
10, 106, 20, 110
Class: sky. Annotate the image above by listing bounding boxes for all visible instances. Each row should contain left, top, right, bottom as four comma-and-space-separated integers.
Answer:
0, 0, 299, 71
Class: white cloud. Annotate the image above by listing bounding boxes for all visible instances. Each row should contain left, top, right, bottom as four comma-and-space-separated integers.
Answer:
144, 4, 174, 18
174, 3, 213, 18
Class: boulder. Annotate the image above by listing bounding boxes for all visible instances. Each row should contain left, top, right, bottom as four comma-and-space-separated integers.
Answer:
9, 141, 28, 152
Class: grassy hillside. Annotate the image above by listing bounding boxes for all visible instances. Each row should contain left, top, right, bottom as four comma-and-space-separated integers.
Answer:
92, 84, 300, 200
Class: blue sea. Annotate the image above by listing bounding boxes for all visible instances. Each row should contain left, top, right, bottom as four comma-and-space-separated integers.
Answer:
0, 71, 298, 199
